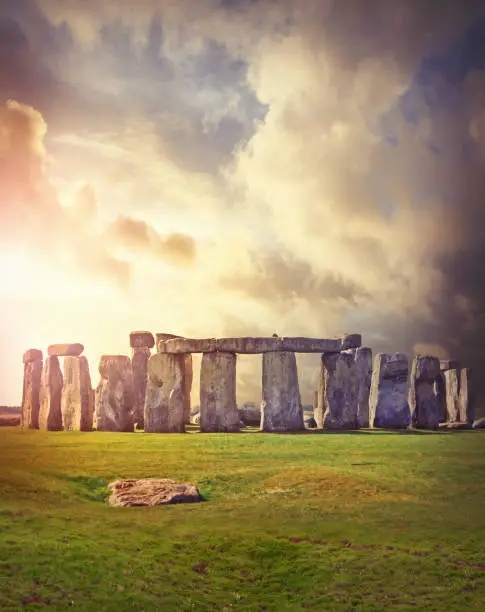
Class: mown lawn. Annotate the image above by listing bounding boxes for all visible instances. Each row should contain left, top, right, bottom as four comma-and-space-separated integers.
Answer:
1, 426, 485, 611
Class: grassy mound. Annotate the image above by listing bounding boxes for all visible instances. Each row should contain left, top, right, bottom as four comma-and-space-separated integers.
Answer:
1, 427, 485, 610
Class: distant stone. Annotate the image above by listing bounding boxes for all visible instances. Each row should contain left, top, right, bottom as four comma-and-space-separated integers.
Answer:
200, 352, 240, 433
444, 368, 460, 422
159, 337, 217, 354
21, 355, 43, 428
22, 348, 42, 364
47, 343, 84, 357
144, 353, 186, 433
39, 356, 63, 431
0, 413, 20, 426
238, 403, 261, 427
261, 351, 305, 432
95, 355, 134, 432
190, 412, 201, 426
369, 353, 410, 429
304, 412, 317, 428
61, 356, 94, 431
459, 368, 474, 424
183, 354, 193, 424
280, 337, 342, 353
107, 478, 201, 507
341, 333, 362, 350
434, 373, 447, 423
129, 331, 155, 349
316, 351, 359, 430
409, 356, 441, 430
439, 359, 461, 371
131, 346, 150, 430
472, 418, 485, 429
353, 347, 373, 428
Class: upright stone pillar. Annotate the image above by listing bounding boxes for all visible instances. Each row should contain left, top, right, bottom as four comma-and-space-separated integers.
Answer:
353, 347, 372, 428
315, 351, 359, 430
409, 356, 441, 429
434, 373, 447, 422
61, 356, 94, 431
444, 368, 460, 422
130, 331, 155, 430
459, 368, 474, 424
200, 352, 240, 433
21, 349, 43, 429
261, 351, 304, 432
95, 356, 134, 432
157, 333, 193, 424
369, 353, 410, 429
144, 353, 185, 433
39, 356, 63, 431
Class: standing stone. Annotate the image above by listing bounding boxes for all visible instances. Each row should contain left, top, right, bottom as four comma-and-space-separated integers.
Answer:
315, 351, 359, 430
183, 354, 193, 424
444, 368, 460, 422
409, 356, 441, 429
21, 349, 43, 429
369, 353, 410, 429
459, 368, 474, 424
261, 351, 304, 432
39, 356, 63, 431
144, 353, 186, 433
95, 356, 134, 432
61, 356, 94, 431
353, 347, 372, 428
130, 331, 155, 349
434, 373, 447, 422
132, 347, 150, 429
200, 352, 240, 433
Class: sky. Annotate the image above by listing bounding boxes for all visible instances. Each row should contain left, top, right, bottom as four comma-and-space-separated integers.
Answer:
1, 0, 485, 407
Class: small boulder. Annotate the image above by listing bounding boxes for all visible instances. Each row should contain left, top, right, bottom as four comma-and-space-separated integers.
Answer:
473, 418, 485, 429
107, 478, 201, 507
47, 343, 84, 357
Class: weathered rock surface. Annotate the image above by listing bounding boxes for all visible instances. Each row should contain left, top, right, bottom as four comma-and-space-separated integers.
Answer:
159, 337, 217, 354
130, 331, 155, 349
39, 356, 63, 431
183, 354, 193, 424
304, 411, 317, 428
61, 356, 94, 431
459, 368, 474, 424
200, 352, 240, 432
132, 347, 150, 429
353, 347, 372, 428
409, 356, 441, 430
369, 353, 410, 429
440, 359, 461, 371
341, 334, 363, 350
95, 356, 134, 432
238, 403, 261, 427
144, 353, 186, 433
22, 348, 43, 364
434, 373, 447, 422
21, 354, 43, 428
155, 332, 180, 348
439, 421, 473, 430
47, 343, 84, 357
261, 351, 304, 432
107, 478, 201, 507
190, 412, 201, 425
0, 413, 20, 426
473, 418, 485, 429
281, 337, 342, 352
316, 352, 359, 430
444, 368, 460, 422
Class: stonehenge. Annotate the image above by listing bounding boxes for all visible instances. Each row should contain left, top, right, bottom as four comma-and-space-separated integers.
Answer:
19, 330, 475, 434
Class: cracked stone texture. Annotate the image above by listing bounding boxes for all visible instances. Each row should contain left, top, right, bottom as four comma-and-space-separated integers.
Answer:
132, 347, 150, 429
95, 356, 134, 432
61, 356, 94, 431
352, 347, 373, 428
369, 353, 410, 429
108, 478, 201, 506
39, 356, 63, 431
409, 356, 441, 429
144, 353, 186, 433
47, 343, 84, 357
315, 351, 359, 430
459, 368, 474, 424
261, 351, 304, 432
129, 331, 155, 349
444, 368, 460, 422
21, 356, 43, 429
200, 352, 240, 433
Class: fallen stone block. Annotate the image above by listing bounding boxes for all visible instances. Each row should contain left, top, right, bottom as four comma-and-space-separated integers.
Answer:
47, 343, 84, 357
107, 478, 201, 506
129, 331, 155, 349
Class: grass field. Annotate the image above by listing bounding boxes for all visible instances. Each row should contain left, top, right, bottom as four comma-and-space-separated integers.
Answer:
1, 426, 485, 611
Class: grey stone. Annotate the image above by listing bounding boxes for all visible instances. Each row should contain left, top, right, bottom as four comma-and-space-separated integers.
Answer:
159, 337, 217, 354
316, 352, 359, 430
61, 356, 94, 431
434, 373, 447, 422
132, 346, 150, 429
183, 354, 193, 424
444, 368, 460, 422
280, 337, 342, 352
22, 348, 42, 364
39, 356, 63, 431
472, 418, 485, 429
47, 343, 84, 357
369, 353, 410, 429
439, 359, 461, 371
459, 368, 474, 424
144, 353, 186, 433
353, 347, 372, 428
409, 356, 441, 430
341, 333, 362, 350
200, 352, 240, 432
107, 478, 201, 506
238, 403, 261, 426
261, 351, 304, 432
95, 356, 134, 432
439, 421, 473, 430
21, 355, 43, 428
129, 331, 155, 349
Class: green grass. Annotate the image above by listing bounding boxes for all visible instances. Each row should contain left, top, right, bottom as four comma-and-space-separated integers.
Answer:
1, 427, 485, 611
